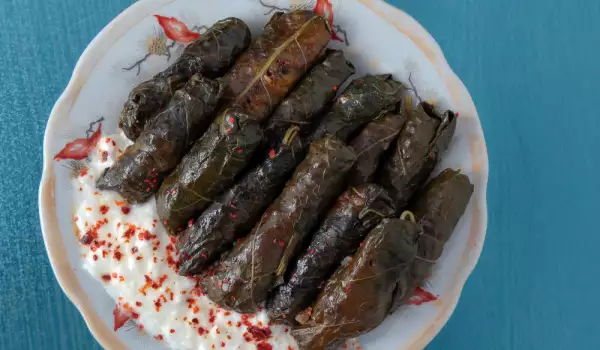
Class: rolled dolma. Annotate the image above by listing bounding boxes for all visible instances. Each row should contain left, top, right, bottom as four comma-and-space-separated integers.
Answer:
177, 127, 304, 275
310, 74, 405, 142
156, 18, 251, 79
156, 109, 263, 234
267, 183, 396, 323
202, 136, 357, 313
388, 169, 473, 313
292, 217, 420, 349
119, 18, 251, 140
378, 102, 457, 209
220, 10, 332, 122
96, 75, 223, 203
347, 109, 407, 186
263, 49, 355, 148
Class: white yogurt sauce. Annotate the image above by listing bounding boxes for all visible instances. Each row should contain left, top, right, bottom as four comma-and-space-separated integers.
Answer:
72, 133, 298, 350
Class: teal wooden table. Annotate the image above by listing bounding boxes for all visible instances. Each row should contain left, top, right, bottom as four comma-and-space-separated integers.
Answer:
1, 0, 598, 349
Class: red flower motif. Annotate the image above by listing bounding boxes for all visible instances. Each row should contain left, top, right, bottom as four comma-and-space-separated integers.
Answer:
113, 304, 131, 331
407, 286, 438, 306
314, 0, 343, 42
154, 15, 200, 43
54, 123, 102, 161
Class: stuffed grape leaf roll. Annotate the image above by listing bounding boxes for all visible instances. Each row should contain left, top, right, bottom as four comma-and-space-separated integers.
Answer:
96, 75, 223, 203
156, 17, 251, 79
310, 74, 405, 142
292, 217, 419, 349
177, 127, 304, 275
389, 169, 473, 312
347, 108, 407, 185
202, 136, 356, 314
263, 49, 355, 149
267, 183, 396, 323
220, 10, 332, 122
119, 17, 251, 140
378, 102, 457, 209
156, 109, 263, 235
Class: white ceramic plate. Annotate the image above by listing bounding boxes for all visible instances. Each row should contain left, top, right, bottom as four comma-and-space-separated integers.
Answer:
39, 0, 488, 349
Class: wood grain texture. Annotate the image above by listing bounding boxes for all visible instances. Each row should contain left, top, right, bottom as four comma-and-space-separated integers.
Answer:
0, 0, 598, 349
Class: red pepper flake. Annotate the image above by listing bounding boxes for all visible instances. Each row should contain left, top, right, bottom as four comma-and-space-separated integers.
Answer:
256, 342, 273, 350
136, 301, 142, 307
170, 329, 175, 334
154, 335, 163, 341
111, 272, 118, 278
131, 312, 139, 319
284, 328, 289, 333
139, 274, 168, 296
197, 327, 206, 336
92, 255, 98, 261
119, 276, 125, 282
236, 322, 242, 328
102, 250, 109, 259
235, 147, 243, 153
224, 311, 231, 316
188, 218, 195, 227
136, 256, 143, 261
191, 318, 199, 324
113, 251, 122, 261
209, 308, 216, 323
154, 294, 167, 312
332, 85, 338, 91
247, 326, 272, 341
456, 112, 460, 118
101, 274, 111, 282
131, 247, 138, 254
221, 341, 226, 348
268, 148, 276, 159
278, 240, 285, 248
216, 328, 221, 335
122, 225, 136, 241
100, 151, 108, 162
121, 206, 130, 215
79, 168, 88, 177
80, 229, 97, 245
73, 216, 78, 222
227, 320, 233, 326
138, 230, 157, 241
112, 140, 116, 146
